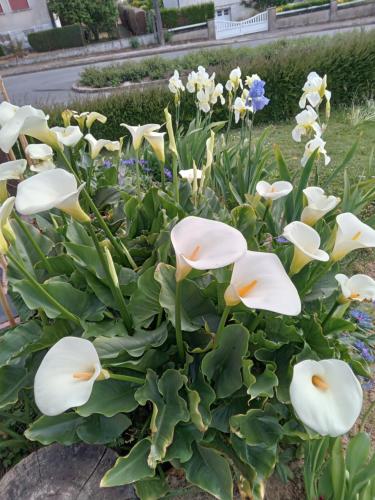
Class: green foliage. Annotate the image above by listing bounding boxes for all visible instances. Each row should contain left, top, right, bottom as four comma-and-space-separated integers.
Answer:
0, 45, 5, 57
47, 0, 118, 40
27, 25, 86, 52
130, 37, 141, 49
276, 0, 329, 13
161, 2, 215, 28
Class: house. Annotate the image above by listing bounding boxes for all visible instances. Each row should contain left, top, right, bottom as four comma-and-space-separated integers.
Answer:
0, 0, 54, 45
162, 0, 255, 22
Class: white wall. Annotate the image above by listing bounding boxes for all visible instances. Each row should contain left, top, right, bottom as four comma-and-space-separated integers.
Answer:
0, 0, 53, 43
167, 0, 255, 21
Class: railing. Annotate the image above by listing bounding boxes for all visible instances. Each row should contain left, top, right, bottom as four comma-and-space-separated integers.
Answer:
215, 11, 268, 39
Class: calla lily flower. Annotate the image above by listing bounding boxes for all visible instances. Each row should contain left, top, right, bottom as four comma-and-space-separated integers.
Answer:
144, 131, 165, 163
34, 336, 107, 416
331, 213, 375, 261
335, 273, 375, 302
283, 221, 329, 274
224, 251, 301, 315
290, 359, 362, 436
26, 144, 55, 172
15, 168, 90, 223
121, 123, 161, 151
171, 216, 247, 281
301, 135, 330, 167
0, 102, 19, 127
164, 107, 178, 157
179, 168, 203, 183
0, 197, 16, 254
61, 109, 78, 128
86, 112, 107, 129
85, 133, 121, 160
292, 106, 321, 142
256, 180, 293, 200
0, 160, 27, 201
50, 126, 83, 148
301, 187, 340, 226
299, 72, 331, 110
0, 105, 60, 153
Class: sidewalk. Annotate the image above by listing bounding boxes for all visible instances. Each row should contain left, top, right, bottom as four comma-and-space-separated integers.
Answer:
2, 15, 375, 78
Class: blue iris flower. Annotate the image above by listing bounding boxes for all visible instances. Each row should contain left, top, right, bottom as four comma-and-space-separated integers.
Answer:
249, 79, 270, 112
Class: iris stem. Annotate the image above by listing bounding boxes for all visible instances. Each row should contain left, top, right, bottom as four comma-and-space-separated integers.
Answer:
58, 150, 137, 270
175, 279, 184, 361
109, 372, 145, 385
216, 306, 231, 339
7, 251, 80, 324
13, 212, 54, 274
86, 223, 132, 332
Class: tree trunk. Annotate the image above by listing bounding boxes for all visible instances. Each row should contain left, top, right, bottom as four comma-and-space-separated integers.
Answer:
152, 0, 165, 46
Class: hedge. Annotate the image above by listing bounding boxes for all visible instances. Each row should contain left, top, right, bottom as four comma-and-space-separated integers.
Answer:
28, 24, 87, 52
48, 31, 375, 139
161, 2, 215, 29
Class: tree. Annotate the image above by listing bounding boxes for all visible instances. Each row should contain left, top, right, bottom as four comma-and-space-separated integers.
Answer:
48, 0, 118, 41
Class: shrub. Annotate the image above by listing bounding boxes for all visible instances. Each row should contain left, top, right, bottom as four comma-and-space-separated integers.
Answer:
28, 25, 87, 52
276, 0, 328, 12
161, 2, 215, 29
119, 5, 148, 35
130, 37, 140, 48
0, 45, 5, 57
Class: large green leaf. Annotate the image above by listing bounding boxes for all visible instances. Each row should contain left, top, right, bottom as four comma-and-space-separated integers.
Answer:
93, 322, 168, 358
155, 263, 217, 332
25, 413, 83, 445
0, 366, 29, 409
101, 438, 155, 487
135, 369, 190, 468
231, 435, 277, 479
65, 242, 106, 279
0, 320, 42, 367
346, 432, 371, 478
230, 409, 283, 448
180, 443, 233, 500
164, 423, 203, 463
76, 414, 131, 444
202, 324, 249, 398
128, 266, 162, 328
77, 379, 138, 417
135, 476, 169, 500
83, 320, 127, 339
243, 360, 279, 400
330, 438, 346, 500
187, 371, 216, 432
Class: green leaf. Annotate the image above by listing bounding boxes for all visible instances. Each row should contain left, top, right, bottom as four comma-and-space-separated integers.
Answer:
187, 371, 216, 432
293, 148, 319, 219
180, 443, 233, 500
135, 369, 190, 468
83, 320, 127, 339
231, 435, 277, 479
0, 366, 28, 409
330, 437, 346, 500
202, 324, 249, 398
0, 320, 42, 367
76, 379, 138, 417
346, 432, 371, 480
101, 439, 155, 487
300, 315, 332, 358
135, 476, 169, 500
76, 414, 131, 444
164, 423, 203, 463
230, 409, 283, 448
210, 397, 249, 433
66, 219, 93, 246
93, 322, 168, 358
244, 361, 279, 400
128, 266, 162, 328
65, 242, 105, 279
25, 413, 83, 445
155, 263, 217, 332
231, 205, 257, 247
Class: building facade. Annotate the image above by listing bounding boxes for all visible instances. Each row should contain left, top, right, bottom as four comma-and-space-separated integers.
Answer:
0, 0, 53, 45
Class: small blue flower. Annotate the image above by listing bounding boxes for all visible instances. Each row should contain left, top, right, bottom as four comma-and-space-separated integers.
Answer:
359, 376, 375, 391
122, 158, 135, 166
354, 340, 375, 362
350, 309, 373, 328
140, 159, 149, 166
164, 167, 172, 181
103, 159, 112, 168
144, 166, 152, 174
275, 236, 288, 244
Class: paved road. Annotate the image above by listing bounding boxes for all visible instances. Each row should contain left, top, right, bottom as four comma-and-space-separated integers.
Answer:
4, 23, 375, 107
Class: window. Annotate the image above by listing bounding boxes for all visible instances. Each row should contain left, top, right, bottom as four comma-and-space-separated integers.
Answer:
216, 10, 222, 16
8, 0, 30, 11
223, 8, 229, 15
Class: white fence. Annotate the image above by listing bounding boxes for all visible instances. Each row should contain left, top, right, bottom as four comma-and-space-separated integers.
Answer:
215, 11, 268, 40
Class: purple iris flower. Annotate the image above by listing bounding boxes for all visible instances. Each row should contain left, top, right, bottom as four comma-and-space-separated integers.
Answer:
164, 168, 172, 181
249, 79, 270, 112
144, 166, 152, 173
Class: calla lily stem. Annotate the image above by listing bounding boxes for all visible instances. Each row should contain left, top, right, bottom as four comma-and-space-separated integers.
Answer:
0, 280, 16, 327
13, 212, 54, 274
175, 279, 184, 361
6, 252, 80, 324
216, 306, 231, 338
109, 372, 145, 385
134, 149, 142, 202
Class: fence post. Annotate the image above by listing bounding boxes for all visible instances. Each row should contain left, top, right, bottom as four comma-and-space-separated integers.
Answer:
207, 18, 216, 40
267, 7, 276, 31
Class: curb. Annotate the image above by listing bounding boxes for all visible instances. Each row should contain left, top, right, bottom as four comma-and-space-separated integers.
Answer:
72, 78, 168, 94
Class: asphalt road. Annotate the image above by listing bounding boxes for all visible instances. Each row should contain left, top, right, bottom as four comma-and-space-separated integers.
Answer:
4, 23, 375, 107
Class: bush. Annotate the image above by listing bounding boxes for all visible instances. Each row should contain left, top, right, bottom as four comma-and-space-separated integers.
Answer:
130, 37, 140, 48
0, 45, 5, 57
28, 25, 87, 52
119, 5, 148, 35
161, 2, 215, 29
69, 31, 375, 138
276, 0, 329, 13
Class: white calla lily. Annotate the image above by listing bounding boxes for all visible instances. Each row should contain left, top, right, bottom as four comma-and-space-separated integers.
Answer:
121, 123, 161, 151
85, 133, 121, 160
86, 112, 107, 129
50, 126, 83, 148
171, 216, 247, 281
335, 273, 375, 302
292, 106, 321, 142
301, 187, 340, 226
256, 180, 293, 201
0, 196, 16, 254
15, 168, 90, 222
299, 72, 331, 110
0, 159, 27, 202
301, 135, 330, 167
179, 168, 203, 183
290, 359, 362, 436
224, 251, 301, 315
331, 213, 375, 261
0, 105, 60, 153
144, 132, 165, 163
34, 336, 107, 416
283, 221, 329, 274
26, 144, 55, 172
0, 102, 19, 127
